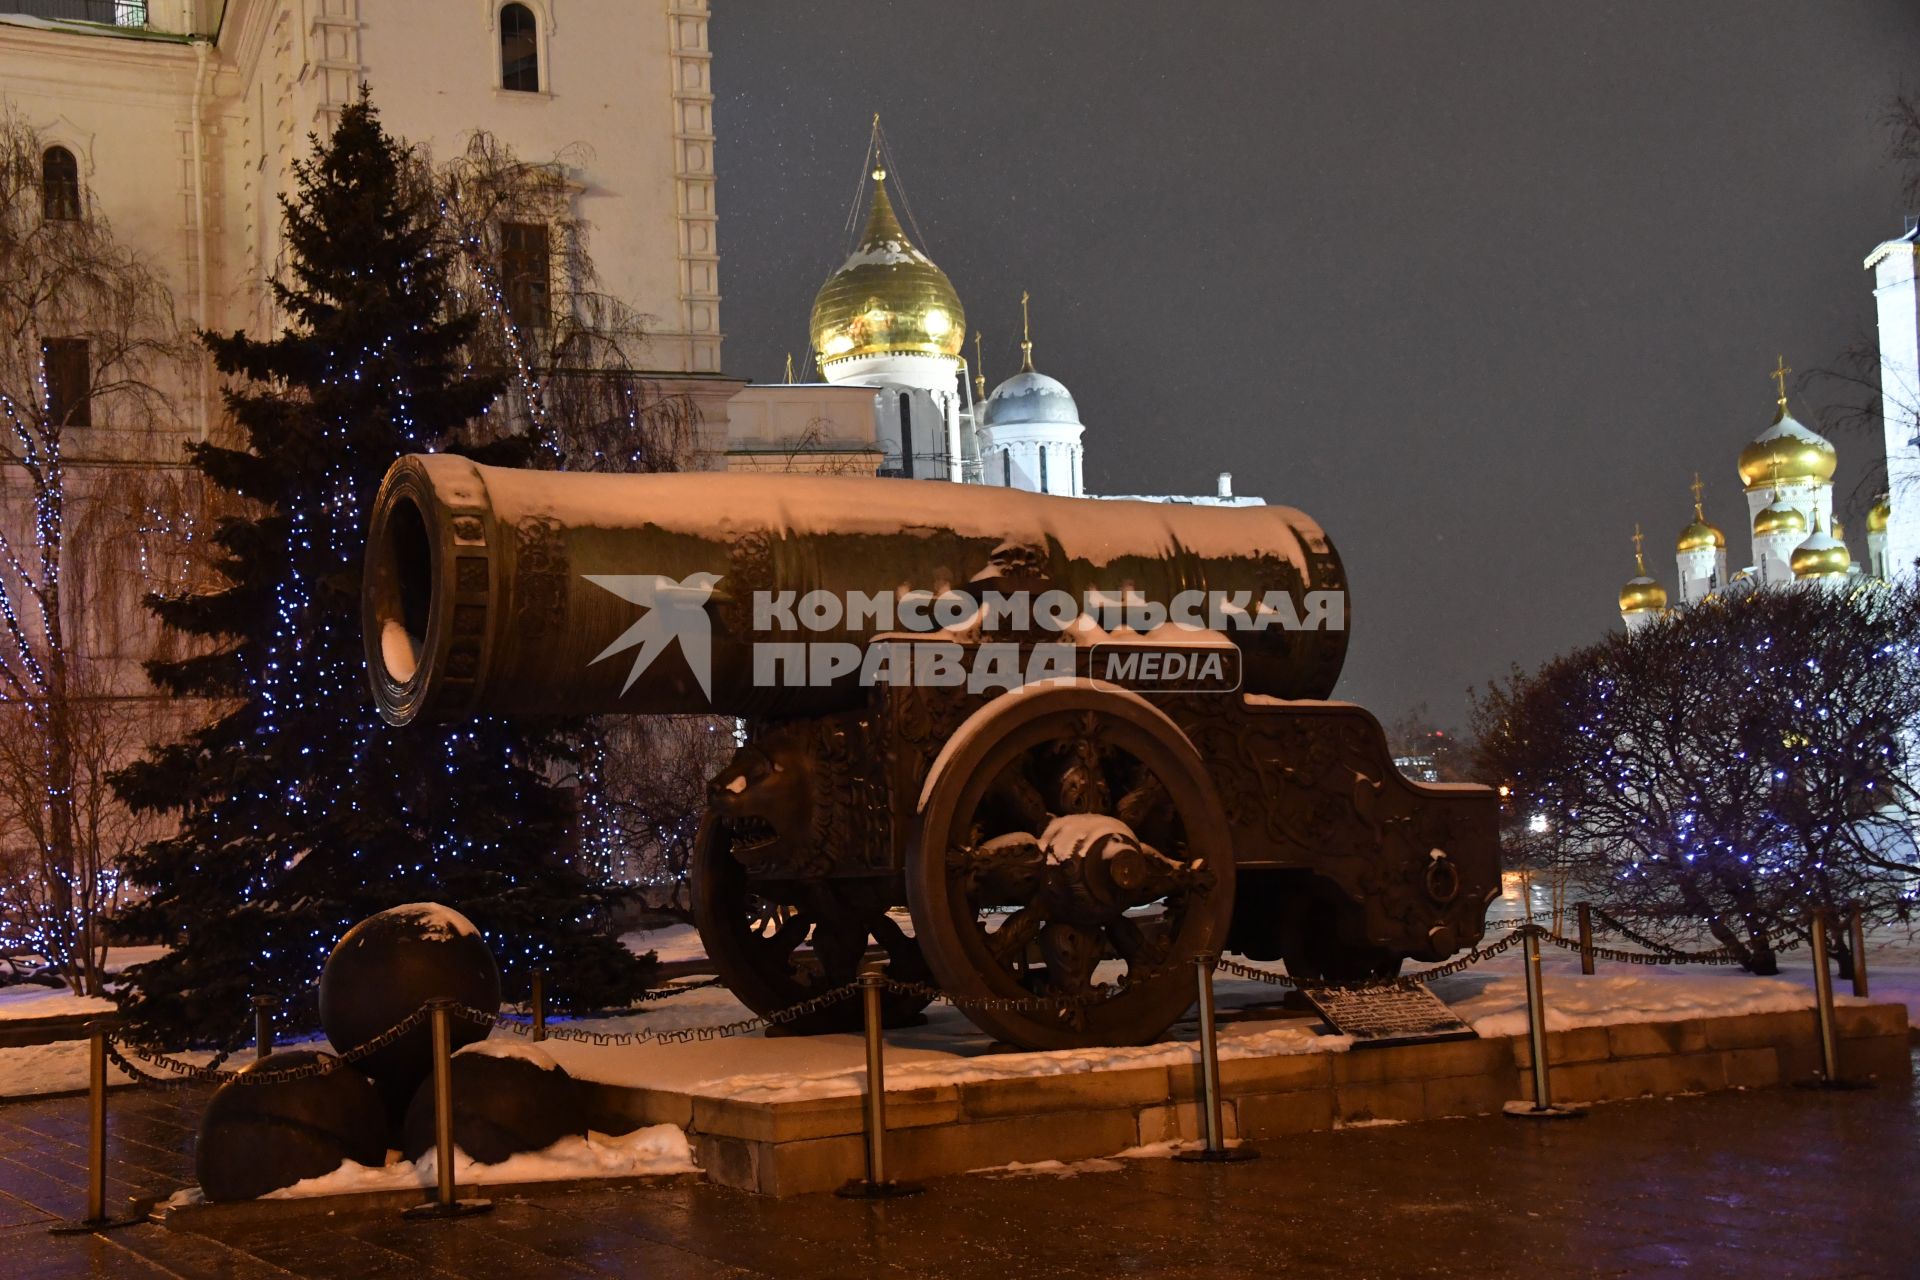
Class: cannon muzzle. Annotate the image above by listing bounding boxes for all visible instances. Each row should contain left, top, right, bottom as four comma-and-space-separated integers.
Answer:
364, 454, 1350, 724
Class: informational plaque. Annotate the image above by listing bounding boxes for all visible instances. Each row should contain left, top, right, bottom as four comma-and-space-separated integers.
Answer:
1300, 984, 1477, 1049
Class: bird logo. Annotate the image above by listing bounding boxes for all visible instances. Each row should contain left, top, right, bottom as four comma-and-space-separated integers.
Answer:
583, 572, 722, 703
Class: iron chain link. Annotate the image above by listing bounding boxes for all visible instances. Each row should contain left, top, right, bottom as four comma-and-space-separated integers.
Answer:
83, 896, 1834, 1094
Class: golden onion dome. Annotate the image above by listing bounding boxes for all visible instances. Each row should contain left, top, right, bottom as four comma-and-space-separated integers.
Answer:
1675, 474, 1724, 554
1676, 519, 1724, 553
1619, 576, 1668, 615
1868, 496, 1891, 535
809, 169, 965, 370
1737, 408, 1836, 491
1790, 527, 1851, 580
1753, 500, 1807, 539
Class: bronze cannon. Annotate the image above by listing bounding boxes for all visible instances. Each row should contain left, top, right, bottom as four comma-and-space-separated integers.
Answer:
364, 454, 1502, 1050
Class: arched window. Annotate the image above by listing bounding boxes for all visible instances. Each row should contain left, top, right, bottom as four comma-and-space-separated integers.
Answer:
500, 4, 539, 92
42, 147, 81, 221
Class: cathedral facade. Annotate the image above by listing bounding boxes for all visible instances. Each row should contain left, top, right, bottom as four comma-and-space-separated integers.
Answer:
1617, 361, 1887, 631
1620, 220, 1920, 629
1615, 210, 1920, 630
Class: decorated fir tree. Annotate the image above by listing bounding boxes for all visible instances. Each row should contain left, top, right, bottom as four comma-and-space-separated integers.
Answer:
111, 90, 647, 1046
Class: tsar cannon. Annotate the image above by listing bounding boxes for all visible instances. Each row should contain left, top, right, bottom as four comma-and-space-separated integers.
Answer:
363, 454, 1502, 1050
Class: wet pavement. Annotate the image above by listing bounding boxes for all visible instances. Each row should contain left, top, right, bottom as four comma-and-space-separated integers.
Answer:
1, 1057, 1915, 1279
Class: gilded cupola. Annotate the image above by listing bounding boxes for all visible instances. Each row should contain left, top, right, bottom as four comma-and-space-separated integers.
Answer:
1791, 520, 1852, 580
1619, 526, 1668, 617
1676, 473, 1724, 553
809, 163, 965, 372
1737, 357, 1836, 492
1753, 500, 1808, 539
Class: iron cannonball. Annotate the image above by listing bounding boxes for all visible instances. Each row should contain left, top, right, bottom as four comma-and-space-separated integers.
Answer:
318, 903, 501, 1099
194, 1050, 386, 1201
401, 1042, 586, 1165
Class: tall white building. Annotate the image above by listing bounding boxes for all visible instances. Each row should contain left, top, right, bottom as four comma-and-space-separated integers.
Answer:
1868, 222, 1920, 580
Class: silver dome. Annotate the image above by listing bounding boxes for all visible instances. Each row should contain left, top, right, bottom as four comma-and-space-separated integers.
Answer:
982, 370, 1082, 428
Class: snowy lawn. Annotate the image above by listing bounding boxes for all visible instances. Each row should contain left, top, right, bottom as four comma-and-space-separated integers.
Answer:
0, 985, 115, 1022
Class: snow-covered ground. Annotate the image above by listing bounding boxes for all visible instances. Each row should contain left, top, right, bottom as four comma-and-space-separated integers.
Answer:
0, 943, 170, 1024
0, 1040, 144, 1097
0, 985, 115, 1023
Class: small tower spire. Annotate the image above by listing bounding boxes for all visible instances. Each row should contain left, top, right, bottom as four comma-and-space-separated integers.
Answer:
972, 331, 987, 401
1691, 472, 1706, 521
1019, 290, 1035, 372
1771, 354, 1791, 414
1633, 523, 1648, 576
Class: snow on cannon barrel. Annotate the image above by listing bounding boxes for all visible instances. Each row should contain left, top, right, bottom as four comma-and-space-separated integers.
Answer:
361, 452, 1349, 724
361, 453, 1500, 1054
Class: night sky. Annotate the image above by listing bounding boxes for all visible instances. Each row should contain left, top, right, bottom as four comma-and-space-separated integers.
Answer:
707, 1, 1920, 727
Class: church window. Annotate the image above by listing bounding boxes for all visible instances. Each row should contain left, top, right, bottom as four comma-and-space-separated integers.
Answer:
1002, 452, 1011, 486
898, 392, 915, 478
500, 221, 551, 331
1039, 446, 1050, 492
500, 4, 540, 92
43, 338, 91, 428
42, 147, 81, 221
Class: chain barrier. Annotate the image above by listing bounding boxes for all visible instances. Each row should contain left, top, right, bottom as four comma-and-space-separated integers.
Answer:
1212, 924, 1534, 994
1585, 905, 1804, 960
1534, 930, 1745, 967
104, 1005, 434, 1089
86, 898, 1828, 1092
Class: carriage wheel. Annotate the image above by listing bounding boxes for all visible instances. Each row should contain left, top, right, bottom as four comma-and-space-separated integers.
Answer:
907, 681, 1235, 1050
690, 818, 933, 1034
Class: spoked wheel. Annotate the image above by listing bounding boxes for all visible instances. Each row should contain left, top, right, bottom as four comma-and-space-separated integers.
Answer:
690, 818, 933, 1034
908, 681, 1235, 1050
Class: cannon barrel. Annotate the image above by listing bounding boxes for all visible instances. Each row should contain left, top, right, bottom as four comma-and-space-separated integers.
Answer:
363, 454, 1350, 723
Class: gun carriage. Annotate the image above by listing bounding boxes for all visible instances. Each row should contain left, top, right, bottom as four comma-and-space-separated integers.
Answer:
364, 455, 1502, 1051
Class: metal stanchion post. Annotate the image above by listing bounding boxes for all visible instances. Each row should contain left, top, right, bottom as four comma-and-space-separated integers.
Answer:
404, 1002, 492, 1220
1796, 909, 1869, 1091
838, 967, 922, 1199
49, 1022, 140, 1234
252, 995, 274, 1061
531, 969, 546, 1043
1177, 953, 1256, 1163
1848, 901, 1869, 999
1507, 928, 1583, 1120
1575, 903, 1594, 976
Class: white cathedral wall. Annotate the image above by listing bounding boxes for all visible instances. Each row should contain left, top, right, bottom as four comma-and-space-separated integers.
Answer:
1753, 532, 1801, 586
982, 424, 1084, 496
1675, 548, 1720, 605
